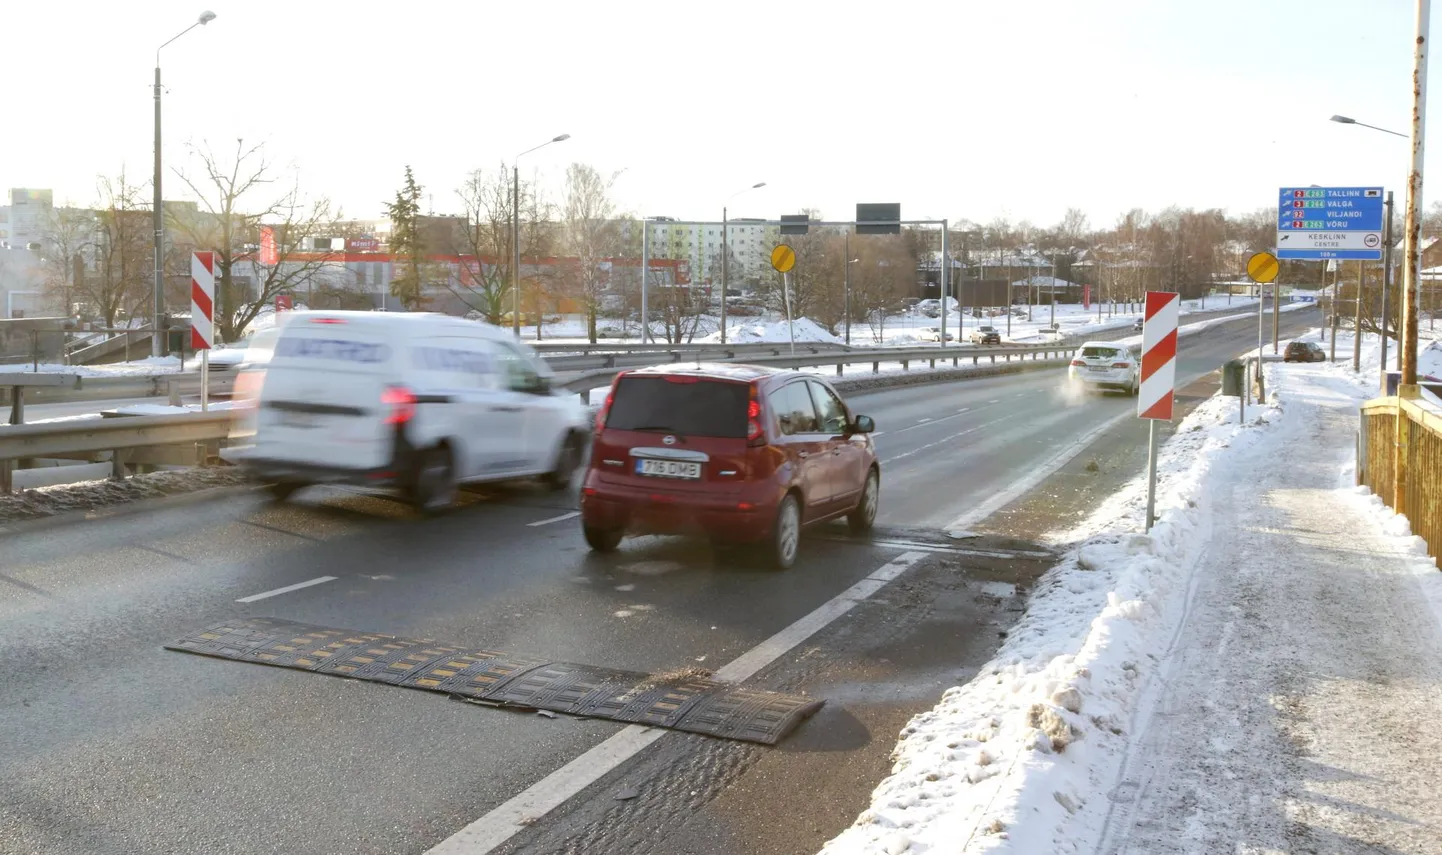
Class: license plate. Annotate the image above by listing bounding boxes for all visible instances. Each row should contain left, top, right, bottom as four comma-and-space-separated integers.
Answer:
1088, 366, 1108, 372
637, 459, 701, 479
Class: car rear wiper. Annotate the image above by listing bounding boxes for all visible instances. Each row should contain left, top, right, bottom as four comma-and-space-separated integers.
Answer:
628, 425, 687, 442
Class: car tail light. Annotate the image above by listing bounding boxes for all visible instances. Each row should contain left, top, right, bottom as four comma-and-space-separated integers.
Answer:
664, 375, 700, 384
1112, 362, 1131, 368
747, 389, 765, 445
595, 376, 622, 430
1070, 359, 1086, 367
232, 369, 265, 408
381, 385, 416, 425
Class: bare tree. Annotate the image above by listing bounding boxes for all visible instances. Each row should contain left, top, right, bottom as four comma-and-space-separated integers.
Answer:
851, 236, 915, 343
450, 164, 557, 324
86, 172, 154, 328
560, 163, 623, 343
171, 139, 344, 342
38, 205, 96, 318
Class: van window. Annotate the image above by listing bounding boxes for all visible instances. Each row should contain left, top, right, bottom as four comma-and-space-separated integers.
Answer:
489, 340, 545, 393
605, 377, 748, 438
272, 333, 391, 365
772, 382, 819, 436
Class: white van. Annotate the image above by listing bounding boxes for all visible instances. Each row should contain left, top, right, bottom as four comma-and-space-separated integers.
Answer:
228, 311, 590, 510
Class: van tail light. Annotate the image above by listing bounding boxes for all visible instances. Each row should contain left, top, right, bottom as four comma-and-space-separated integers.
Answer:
382, 385, 416, 425
310, 317, 346, 325
1070, 359, 1086, 367
746, 388, 765, 446
233, 369, 266, 408
1112, 362, 1131, 368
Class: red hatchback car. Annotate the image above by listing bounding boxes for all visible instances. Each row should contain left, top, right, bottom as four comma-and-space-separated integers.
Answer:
580, 364, 880, 569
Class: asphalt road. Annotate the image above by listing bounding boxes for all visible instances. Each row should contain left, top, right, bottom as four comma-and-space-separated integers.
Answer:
0, 308, 1321, 855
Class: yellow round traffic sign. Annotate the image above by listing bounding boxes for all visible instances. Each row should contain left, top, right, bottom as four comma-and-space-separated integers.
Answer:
770, 244, 796, 273
1247, 251, 1279, 284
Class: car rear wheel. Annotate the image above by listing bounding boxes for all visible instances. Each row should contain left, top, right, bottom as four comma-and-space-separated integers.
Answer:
849, 469, 879, 533
767, 493, 802, 570
584, 524, 623, 552
411, 446, 456, 515
266, 481, 302, 502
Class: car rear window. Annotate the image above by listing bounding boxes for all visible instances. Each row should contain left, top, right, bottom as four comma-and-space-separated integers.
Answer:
1081, 347, 1120, 359
605, 376, 749, 438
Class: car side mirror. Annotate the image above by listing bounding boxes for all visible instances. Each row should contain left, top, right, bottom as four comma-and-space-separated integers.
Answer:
852, 415, 875, 434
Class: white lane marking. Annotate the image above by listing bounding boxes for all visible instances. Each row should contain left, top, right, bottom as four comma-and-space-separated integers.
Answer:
425, 550, 928, 855
944, 409, 1131, 533
889, 406, 981, 436
528, 511, 581, 527
235, 576, 338, 604
916, 417, 932, 424
869, 431, 887, 438
988, 399, 1001, 403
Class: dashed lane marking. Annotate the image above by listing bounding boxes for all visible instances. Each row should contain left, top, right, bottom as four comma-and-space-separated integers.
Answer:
235, 576, 337, 604
528, 511, 581, 527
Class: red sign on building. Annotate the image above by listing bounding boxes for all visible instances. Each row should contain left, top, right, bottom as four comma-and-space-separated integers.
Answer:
275, 294, 294, 312
346, 237, 380, 252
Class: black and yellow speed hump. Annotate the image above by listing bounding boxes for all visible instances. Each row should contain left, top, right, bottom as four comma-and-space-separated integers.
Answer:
166, 617, 823, 745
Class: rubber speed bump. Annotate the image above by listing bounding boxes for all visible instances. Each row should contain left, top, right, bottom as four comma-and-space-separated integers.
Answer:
166, 617, 823, 745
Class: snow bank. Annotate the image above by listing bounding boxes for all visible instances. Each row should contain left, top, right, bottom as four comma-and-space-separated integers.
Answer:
0, 467, 250, 525
20, 356, 183, 377
698, 317, 843, 345
820, 380, 1288, 854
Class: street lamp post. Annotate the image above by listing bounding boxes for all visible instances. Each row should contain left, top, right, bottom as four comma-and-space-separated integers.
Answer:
512, 134, 570, 338
844, 231, 859, 346
721, 182, 765, 345
152, 10, 216, 358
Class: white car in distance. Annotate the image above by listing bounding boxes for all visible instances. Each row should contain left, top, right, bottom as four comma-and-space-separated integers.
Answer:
1067, 341, 1140, 395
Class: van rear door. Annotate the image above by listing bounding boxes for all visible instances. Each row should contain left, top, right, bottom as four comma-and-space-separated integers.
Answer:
594, 375, 752, 496
255, 318, 398, 471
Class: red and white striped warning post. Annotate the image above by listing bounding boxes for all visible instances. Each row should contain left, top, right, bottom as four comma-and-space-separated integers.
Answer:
1138, 290, 1179, 421
1139, 290, 1179, 531
191, 251, 215, 410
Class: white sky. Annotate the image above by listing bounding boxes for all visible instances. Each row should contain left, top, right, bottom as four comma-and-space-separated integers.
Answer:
0, 0, 1433, 231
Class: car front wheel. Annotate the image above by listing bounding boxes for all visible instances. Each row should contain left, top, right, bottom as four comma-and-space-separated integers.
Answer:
849, 469, 879, 533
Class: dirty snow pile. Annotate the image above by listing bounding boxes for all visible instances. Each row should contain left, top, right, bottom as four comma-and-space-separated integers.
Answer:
699, 317, 843, 345
0, 467, 249, 525
819, 378, 1289, 854
23, 356, 183, 377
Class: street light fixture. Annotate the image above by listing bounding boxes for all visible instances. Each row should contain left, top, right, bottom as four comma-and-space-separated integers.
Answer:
1329, 112, 1409, 387
152, 10, 216, 357
512, 134, 570, 337
1330, 114, 1409, 138
721, 181, 766, 345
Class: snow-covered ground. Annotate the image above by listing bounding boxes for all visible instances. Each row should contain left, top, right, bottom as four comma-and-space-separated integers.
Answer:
818, 328, 1442, 855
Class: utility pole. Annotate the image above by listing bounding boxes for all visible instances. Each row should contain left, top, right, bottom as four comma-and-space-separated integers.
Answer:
1402, 0, 1430, 388
640, 217, 649, 343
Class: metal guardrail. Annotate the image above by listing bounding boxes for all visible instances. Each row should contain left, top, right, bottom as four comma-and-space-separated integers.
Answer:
0, 411, 232, 493
1359, 386, 1442, 566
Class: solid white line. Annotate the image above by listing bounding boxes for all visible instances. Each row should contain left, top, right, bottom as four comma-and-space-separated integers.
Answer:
527, 511, 581, 527
944, 409, 1132, 533
425, 550, 928, 855
235, 576, 337, 604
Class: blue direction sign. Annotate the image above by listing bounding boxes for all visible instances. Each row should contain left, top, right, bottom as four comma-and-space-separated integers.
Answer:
1275, 186, 1384, 260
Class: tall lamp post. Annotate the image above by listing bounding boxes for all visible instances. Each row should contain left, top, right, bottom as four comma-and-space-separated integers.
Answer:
1331, 114, 1408, 389
721, 181, 766, 345
153, 10, 216, 357
512, 133, 570, 338
844, 231, 859, 346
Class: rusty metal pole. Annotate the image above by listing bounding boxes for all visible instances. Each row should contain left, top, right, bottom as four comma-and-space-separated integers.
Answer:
1397, 0, 1430, 518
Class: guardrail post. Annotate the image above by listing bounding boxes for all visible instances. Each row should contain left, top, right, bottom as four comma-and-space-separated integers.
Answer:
929, 358, 935, 369
111, 449, 128, 481
0, 460, 11, 494
973, 356, 978, 365
901, 359, 909, 371
872, 362, 879, 374
990, 355, 995, 364
835, 365, 842, 377
1006, 354, 1011, 362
